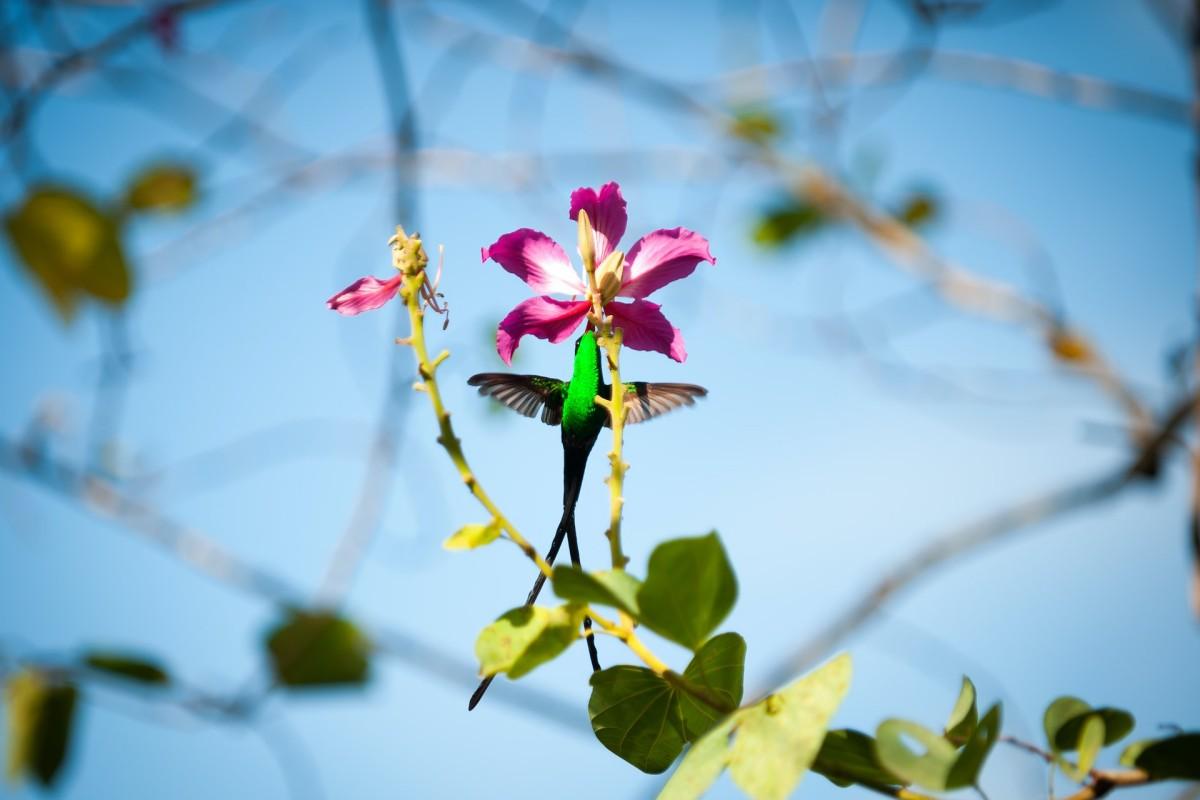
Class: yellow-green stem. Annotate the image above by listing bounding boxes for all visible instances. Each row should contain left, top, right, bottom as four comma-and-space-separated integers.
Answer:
578, 210, 630, 575
587, 609, 668, 674
396, 234, 551, 581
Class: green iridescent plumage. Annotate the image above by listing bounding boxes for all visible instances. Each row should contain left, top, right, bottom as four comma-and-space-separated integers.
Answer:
465, 331, 707, 710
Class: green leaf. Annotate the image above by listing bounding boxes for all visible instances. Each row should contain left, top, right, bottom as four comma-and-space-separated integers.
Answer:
443, 522, 501, 551
1065, 715, 1105, 782
475, 603, 585, 680
947, 704, 1002, 789
1056, 707, 1135, 749
1121, 732, 1200, 780
6, 670, 78, 787
83, 651, 169, 685
5, 186, 131, 321
589, 633, 745, 775
679, 632, 744, 741
728, 652, 852, 800
637, 532, 737, 650
125, 164, 196, 212
875, 719, 960, 791
265, 611, 371, 688
589, 666, 686, 774
944, 676, 978, 745
658, 716, 736, 800
751, 200, 825, 249
551, 565, 641, 617
1043, 696, 1092, 753
812, 729, 904, 789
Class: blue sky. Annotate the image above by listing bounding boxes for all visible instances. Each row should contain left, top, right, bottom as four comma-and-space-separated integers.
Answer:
1, 1, 1196, 798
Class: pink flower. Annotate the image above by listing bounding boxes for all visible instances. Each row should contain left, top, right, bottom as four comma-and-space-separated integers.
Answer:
482, 182, 715, 364
326, 274, 403, 316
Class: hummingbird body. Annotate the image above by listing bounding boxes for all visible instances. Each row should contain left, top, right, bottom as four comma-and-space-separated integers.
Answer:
466, 331, 707, 710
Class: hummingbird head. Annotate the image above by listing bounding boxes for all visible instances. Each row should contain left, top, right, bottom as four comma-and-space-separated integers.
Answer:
574, 330, 597, 354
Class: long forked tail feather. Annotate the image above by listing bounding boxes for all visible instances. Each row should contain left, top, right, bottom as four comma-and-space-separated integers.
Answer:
468, 445, 593, 710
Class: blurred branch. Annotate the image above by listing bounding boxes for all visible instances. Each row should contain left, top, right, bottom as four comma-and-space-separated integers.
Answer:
1002, 736, 1153, 799
1, 0, 246, 145
0, 437, 587, 732
0, 435, 304, 604
755, 390, 1197, 694
314, 0, 419, 605
715, 49, 1195, 126
795, 167, 1155, 439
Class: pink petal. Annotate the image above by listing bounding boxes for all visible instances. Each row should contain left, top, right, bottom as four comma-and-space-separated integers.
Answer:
481, 228, 586, 296
327, 274, 403, 316
569, 182, 628, 263
619, 227, 715, 299
497, 296, 590, 365
605, 299, 687, 363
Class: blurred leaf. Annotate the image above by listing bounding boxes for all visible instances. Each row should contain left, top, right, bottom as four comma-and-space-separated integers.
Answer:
895, 191, 938, 228
1057, 707, 1134, 749
812, 729, 903, 789
475, 603, 584, 680
83, 652, 169, 685
5, 186, 131, 321
729, 108, 782, 145
637, 532, 737, 650
6, 670, 77, 787
751, 200, 825, 250
947, 704, 1002, 789
944, 676, 978, 745
1121, 732, 1200, 780
125, 163, 196, 213
266, 611, 370, 688
875, 719, 960, 790
552, 566, 641, 617
658, 716, 736, 800
589, 666, 686, 774
443, 522, 501, 551
1043, 696, 1092, 753
727, 653, 852, 800
679, 632, 745, 741
1065, 715, 1105, 781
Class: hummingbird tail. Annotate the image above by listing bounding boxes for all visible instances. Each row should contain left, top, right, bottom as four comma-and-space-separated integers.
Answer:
467, 442, 596, 711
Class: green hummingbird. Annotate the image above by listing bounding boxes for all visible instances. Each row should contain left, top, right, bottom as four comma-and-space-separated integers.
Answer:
465, 329, 707, 709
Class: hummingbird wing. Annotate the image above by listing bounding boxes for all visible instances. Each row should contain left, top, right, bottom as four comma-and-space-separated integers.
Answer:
468, 373, 567, 426
605, 382, 708, 426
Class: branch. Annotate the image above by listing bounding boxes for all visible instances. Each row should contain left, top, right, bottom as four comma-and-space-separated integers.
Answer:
2, 0, 247, 144
755, 391, 1197, 694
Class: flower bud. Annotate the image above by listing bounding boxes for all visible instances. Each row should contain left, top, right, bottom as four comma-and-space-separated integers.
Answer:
595, 249, 625, 305
577, 209, 596, 274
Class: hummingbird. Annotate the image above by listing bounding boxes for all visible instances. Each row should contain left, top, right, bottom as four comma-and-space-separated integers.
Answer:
465, 329, 707, 710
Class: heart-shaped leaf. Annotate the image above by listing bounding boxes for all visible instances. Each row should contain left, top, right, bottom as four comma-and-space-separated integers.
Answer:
589, 666, 686, 774
638, 532, 737, 650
